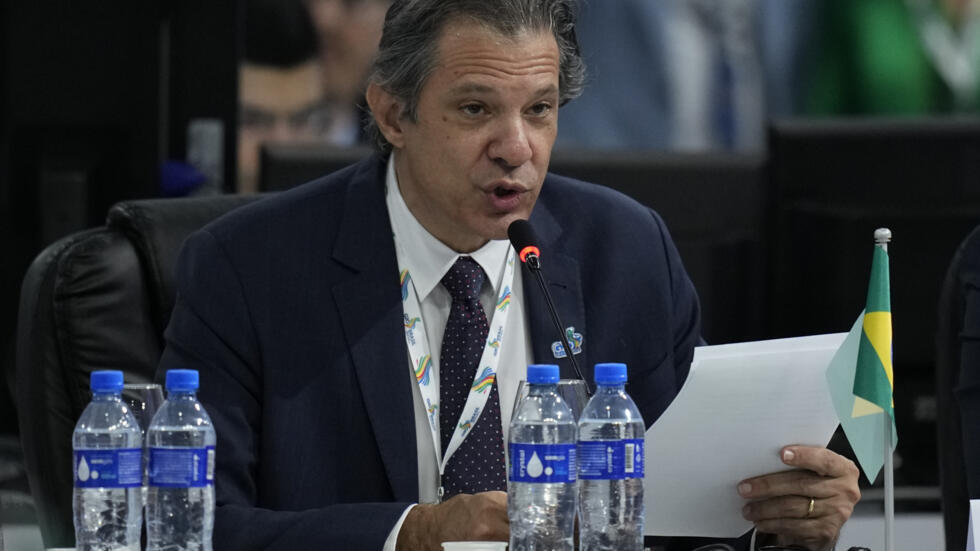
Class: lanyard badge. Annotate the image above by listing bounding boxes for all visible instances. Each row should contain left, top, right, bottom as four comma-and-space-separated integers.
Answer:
398, 248, 517, 476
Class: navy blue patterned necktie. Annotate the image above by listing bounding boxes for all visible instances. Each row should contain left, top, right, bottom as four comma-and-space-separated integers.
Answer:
439, 256, 507, 497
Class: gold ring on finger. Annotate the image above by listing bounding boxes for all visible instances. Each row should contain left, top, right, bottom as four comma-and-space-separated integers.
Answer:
805, 497, 815, 518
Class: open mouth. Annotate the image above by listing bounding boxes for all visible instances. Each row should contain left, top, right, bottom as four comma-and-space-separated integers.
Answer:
493, 186, 519, 198
485, 182, 527, 211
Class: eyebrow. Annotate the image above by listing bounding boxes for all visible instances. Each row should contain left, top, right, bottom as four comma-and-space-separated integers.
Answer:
448, 83, 496, 96
533, 84, 559, 97
448, 83, 560, 98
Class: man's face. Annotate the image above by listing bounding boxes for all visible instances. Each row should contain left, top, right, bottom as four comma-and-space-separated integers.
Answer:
237, 61, 326, 193
392, 20, 560, 253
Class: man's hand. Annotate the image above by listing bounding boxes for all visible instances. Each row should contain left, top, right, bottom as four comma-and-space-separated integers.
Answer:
738, 445, 861, 551
397, 491, 508, 551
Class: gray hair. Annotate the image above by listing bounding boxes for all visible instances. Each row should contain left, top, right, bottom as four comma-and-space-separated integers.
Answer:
365, 0, 585, 151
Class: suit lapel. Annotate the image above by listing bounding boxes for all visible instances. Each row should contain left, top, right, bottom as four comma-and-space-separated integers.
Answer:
327, 161, 590, 500
525, 198, 589, 381
331, 156, 418, 502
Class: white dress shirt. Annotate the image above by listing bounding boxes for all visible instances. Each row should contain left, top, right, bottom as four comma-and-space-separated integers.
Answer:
383, 154, 533, 550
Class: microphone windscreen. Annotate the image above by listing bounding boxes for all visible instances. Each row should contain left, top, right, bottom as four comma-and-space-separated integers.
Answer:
507, 219, 537, 251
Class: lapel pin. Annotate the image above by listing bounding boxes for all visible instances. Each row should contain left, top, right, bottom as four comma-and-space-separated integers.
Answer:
551, 326, 583, 359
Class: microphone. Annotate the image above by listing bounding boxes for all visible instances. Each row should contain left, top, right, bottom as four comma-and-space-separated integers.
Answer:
508, 220, 542, 270
508, 219, 590, 392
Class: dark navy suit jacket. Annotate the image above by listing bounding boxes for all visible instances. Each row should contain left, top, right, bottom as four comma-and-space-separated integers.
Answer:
159, 154, 750, 550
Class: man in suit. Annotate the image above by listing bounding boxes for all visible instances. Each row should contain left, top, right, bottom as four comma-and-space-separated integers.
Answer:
938, 225, 980, 551
159, 1, 860, 549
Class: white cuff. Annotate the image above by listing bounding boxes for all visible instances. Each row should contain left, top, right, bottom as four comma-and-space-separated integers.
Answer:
383, 504, 417, 551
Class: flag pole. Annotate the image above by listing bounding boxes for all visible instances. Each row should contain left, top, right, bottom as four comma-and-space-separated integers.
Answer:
874, 227, 894, 551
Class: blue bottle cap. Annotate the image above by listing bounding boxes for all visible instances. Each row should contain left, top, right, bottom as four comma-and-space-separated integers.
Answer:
594, 362, 627, 385
526, 364, 560, 384
165, 369, 200, 392
90, 370, 124, 393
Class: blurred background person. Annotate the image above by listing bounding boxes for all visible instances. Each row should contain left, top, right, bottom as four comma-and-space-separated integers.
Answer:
238, 0, 325, 193
661, 0, 767, 152
556, 0, 817, 152
761, 0, 822, 119
305, 0, 391, 146
806, 0, 980, 115
555, 0, 671, 150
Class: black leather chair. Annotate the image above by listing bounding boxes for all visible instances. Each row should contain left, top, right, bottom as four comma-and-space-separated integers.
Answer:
937, 223, 980, 551
14, 194, 264, 548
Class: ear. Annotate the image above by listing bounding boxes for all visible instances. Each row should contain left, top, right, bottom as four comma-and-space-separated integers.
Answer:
366, 82, 407, 149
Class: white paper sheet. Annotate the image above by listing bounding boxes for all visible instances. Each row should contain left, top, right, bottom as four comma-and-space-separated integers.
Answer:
643, 333, 846, 537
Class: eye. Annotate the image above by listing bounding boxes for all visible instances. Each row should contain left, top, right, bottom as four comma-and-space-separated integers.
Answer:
240, 106, 276, 130
527, 102, 553, 117
460, 103, 486, 116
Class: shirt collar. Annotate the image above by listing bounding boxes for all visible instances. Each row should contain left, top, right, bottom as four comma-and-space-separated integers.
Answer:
384, 153, 511, 301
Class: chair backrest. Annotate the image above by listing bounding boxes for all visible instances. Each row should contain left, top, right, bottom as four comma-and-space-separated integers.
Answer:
937, 223, 980, 551
14, 193, 264, 548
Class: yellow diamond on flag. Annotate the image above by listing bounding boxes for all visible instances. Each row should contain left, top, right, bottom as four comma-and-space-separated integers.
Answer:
851, 395, 884, 418
863, 311, 893, 388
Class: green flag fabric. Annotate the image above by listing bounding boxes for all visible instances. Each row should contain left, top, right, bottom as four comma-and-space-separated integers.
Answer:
826, 244, 898, 484
853, 246, 894, 417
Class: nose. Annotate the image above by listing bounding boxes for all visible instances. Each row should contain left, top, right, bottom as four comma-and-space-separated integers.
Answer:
488, 116, 533, 169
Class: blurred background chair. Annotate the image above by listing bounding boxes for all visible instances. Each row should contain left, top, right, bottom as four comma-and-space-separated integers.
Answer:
937, 223, 980, 551
14, 194, 263, 548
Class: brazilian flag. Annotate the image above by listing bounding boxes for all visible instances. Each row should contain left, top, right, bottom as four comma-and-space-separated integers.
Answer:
826, 242, 897, 483
852, 245, 894, 420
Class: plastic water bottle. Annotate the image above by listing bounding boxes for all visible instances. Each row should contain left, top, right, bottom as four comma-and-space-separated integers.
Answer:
146, 369, 216, 551
577, 363, 646, 551
72, 370, 143, 551
508, 364, 578, 551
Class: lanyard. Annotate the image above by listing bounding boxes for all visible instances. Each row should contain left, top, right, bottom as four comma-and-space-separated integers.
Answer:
397, 245, 517, 482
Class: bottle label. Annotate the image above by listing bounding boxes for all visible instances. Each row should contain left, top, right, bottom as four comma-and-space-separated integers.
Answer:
508, 443, 577, 483
577, 439, 645, 480
149, 446, 215, 488
73, 449, 143, 488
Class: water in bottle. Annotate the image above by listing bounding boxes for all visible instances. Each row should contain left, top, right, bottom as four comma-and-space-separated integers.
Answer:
508, 364, 578, 551
72, 370, 143, 551
146, 369, 216, 551
577, 362, 645, 551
